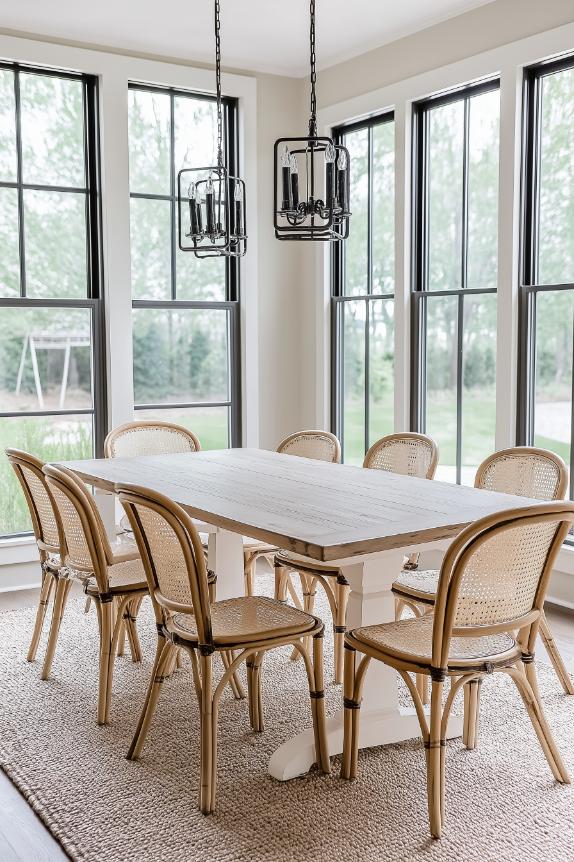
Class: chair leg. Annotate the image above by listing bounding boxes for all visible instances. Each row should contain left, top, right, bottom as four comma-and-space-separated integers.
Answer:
274, 563, 287, 602
508, 663, 570, 784
127, 637, 174, 760
97, 599, 115, 725
333, 579, 350, 685
199, 653, 217, 814
539, 612, 574, 695
416, 671, 430, 707
462, 679, 481, 750
221, 650, 245, 700
115, 597, 126, 658
124, 596, 143, 663
310, 632, 330, 773
246, 651, 265, 732
341, 645, 361, 780
41, 577, 72, 680
426, 679, 445, 839
27, 569, 55, 663
244, 554, 256, 597
291, 574, 315, 662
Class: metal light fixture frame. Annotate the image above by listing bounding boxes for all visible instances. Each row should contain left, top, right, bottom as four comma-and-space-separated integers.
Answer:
177, 0, 247, 258
274, 0, 351, 242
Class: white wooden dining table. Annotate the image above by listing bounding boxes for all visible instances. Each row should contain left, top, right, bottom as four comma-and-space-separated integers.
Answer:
59, 447, 539, 781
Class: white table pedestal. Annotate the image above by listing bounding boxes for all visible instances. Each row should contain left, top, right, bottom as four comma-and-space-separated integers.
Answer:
269, 547, 463, 781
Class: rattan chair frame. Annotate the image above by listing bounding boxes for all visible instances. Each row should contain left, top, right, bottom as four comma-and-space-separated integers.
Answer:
119, 482, 331, 814
43, 464, 147, 724
104, 420, 201, 458
275, 432, 435, 684
342, 501, 574, 839
5, 449, 67, 671
276, 429, 342, 463
392, 446, 574, 707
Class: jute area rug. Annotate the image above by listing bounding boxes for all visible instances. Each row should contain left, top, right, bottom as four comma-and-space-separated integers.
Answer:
1, 589, 574, 862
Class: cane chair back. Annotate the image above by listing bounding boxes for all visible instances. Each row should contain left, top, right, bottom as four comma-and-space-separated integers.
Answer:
5, 449, 62, 555
475, 446, 567, 501
277, 430, 341, 463
119, 484, 212, 646
43, 465, 113, 592
104, 421, 201, 459
432, 502, 574, 670
363, 433, 438, 479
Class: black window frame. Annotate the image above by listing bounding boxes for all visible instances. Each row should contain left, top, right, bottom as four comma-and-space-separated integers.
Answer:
128, 82, 241, 446
517, 53, 574, 499
411, 77, 500, 484
331, 110, 395, 462
0, 61, 106, 536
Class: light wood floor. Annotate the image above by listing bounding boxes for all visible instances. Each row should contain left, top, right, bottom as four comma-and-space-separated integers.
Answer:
0, 587, 573, 862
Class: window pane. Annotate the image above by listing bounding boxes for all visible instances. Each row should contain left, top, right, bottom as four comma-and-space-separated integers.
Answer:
372, 121, 394, 294
133, 307, 229, 405
20, 74, 85, 188
174, 96, 219, 174
0, 69, 17, 182
467, 90, 500, 289
428, 101, 464, 291
538, 67, 574, 285
0, 187, 20, 297
369, 299, 394, 445
533, 290, 573, 471
135, 406, 229, 450
344, 128, 369, 296
128, 89, 171, 196
342, 300, 365, 464
461, 294, 497, 484
424, 295, 458, 482
0, 306, 93, 412
24, 190, 87, 298
176, 241, 226, 302
130, 197, 171, 300
0, 414, 93, 535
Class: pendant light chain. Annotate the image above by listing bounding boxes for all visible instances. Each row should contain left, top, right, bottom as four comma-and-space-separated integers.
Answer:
214, 0, 223, 167
308, 0, 317, 138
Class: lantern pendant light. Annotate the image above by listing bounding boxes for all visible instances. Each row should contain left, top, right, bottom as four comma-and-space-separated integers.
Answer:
177, 0, 246, 257
274, 0, 351, 242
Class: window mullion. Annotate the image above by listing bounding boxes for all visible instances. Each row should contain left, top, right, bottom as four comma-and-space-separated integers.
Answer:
13, 67, 26, 298
169, 94, 177, 302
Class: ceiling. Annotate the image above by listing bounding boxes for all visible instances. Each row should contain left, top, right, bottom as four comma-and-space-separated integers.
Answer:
1, 0, 496, 77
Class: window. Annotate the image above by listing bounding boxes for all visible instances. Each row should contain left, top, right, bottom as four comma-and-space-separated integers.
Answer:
128, 84, 240, 448
412, 81, 500, 483
331, 112, 395, 464
519, 56, 574, 496
0, 63, 104, 536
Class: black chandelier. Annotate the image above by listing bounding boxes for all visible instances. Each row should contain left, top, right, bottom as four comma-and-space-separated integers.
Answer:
274, 0, 351, 242
177, 0, 246, 257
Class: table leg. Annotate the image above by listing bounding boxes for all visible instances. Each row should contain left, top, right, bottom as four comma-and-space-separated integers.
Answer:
268, 548, 463, 781
207, 529, 245, 600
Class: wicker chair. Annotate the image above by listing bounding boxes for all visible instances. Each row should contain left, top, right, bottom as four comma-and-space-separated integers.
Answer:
392, 447, 574, 708
342, 501, 574, 839
5, 449, 67, 674
274, 432, 436, 684
43, 464, 149, 724
118, 482, 330, 814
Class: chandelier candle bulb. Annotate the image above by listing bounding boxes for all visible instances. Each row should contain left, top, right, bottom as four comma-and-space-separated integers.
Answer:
290, 154, 299, 209
188, 183, 200, 236
234, 182, 243, 236
205, 176, 216, 234
325, 141, 336, 206
281, 146, 292, 210
337, 149, 348, 213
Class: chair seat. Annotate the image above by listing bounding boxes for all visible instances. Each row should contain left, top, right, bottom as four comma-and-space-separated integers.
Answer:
85, 558, 148, 597
169, 595, 317, 647
392, 568, 439, 603
109, 537, 139, 564
350, 614, 519, 672
274, 550, 340, 577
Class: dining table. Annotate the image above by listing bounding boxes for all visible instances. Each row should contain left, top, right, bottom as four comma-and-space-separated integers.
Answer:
59, 446, 539, 780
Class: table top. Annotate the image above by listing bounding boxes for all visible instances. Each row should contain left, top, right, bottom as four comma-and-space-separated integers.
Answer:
58, 447, 541, 562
